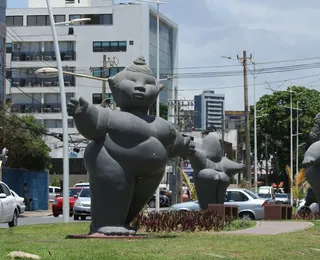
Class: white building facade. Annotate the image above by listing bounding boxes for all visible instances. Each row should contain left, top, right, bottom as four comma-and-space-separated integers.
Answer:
6, 0, 178, 172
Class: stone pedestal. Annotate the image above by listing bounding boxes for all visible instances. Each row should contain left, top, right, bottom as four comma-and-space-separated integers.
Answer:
264, 204, 292, 220
208, 204, 239, 218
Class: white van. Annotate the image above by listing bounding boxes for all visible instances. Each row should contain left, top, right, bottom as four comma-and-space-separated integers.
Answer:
49, 186, 62, 202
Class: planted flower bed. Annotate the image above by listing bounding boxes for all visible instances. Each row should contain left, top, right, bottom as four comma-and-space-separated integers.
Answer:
131, 210, 235, 233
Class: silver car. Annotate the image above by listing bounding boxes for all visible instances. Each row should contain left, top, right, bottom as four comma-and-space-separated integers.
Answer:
73, 188, 91, 220
169, 188, 270, 220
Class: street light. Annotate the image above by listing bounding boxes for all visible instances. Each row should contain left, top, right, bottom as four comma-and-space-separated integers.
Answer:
137, 0, 168, 212
44, 0, 91, 223
54, 18, 91, 26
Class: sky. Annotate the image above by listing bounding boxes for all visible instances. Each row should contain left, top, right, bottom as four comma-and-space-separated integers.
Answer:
7, 0, 320, 110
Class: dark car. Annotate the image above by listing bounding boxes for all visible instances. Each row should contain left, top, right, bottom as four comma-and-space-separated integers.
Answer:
148, 190, 171, 208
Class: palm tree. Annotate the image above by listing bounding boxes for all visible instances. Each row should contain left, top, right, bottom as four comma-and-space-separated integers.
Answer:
286, 166, 309, 207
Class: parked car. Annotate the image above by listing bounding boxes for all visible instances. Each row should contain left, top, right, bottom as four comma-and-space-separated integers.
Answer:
0, 181, 18, 227
10, 190, 26, 216
49, 186, 62, 202
275, 193, 290, 204
73, 187, 91, 220
52, 187, 83, 217
73, 183, 90, 188
258, 193, 276, 204
169, 188, 270, 220
148, 190, 171, 208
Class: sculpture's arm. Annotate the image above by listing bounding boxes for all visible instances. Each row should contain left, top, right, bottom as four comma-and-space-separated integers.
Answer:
188, 148, 208, 171
68, 97, 110, 141
168, 130, 188, 158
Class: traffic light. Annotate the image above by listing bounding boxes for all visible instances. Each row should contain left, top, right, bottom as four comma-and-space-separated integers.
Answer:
1, 148, 8, 165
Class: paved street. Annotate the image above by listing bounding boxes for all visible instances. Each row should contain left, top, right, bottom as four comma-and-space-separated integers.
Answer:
0, 215, 91, 228
0, 207, 169, 229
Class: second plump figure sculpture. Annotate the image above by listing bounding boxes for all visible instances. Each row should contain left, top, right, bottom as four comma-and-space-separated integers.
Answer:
188, 135, 246, 209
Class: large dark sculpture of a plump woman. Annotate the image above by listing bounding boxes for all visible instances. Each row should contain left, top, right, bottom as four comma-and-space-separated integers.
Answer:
67, 57, 190, 236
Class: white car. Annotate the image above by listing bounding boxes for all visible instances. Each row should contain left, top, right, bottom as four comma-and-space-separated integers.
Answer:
49, 186, 62, 202
0, 182, 18, 227
10, 190, 26, 216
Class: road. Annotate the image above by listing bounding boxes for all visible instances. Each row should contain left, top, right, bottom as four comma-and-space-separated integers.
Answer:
0, 207, 169, 229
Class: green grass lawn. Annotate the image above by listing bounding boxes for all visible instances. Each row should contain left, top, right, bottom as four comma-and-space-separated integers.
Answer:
0, 221, 319, 260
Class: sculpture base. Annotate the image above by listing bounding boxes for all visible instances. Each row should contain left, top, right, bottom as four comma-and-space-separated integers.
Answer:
208, 204, 239, 218
66, 233, 146, 239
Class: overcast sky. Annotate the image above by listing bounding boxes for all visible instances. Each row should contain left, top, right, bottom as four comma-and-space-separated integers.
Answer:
7, 0, 320, 110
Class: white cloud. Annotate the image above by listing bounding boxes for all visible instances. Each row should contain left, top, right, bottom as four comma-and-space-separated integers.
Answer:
162, 0, 320, 110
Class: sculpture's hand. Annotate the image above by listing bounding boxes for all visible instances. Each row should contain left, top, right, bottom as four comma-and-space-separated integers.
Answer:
67, 97, 89, 116
180, 137, 194, 159
188, 141, 196, 156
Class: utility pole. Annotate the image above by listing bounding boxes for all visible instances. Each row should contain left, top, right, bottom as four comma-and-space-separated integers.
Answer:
222, 51, 252, 181
221, 115, 225, 156
265, 134, 268, 185
102, 55, 107, 100
242, 50, 251, 181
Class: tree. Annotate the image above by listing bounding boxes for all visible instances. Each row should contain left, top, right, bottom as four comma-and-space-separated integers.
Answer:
0, 110, 51, 171
149, 103, 168, 120
249, 86, 320, 185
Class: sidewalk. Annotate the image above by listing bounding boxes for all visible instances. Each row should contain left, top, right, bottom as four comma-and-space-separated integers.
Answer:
20, 210, 53, 218
224, 221, 314, 235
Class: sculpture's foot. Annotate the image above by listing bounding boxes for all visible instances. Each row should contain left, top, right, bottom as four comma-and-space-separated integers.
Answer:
124, 225, 138, 232
95, 226, 137, 236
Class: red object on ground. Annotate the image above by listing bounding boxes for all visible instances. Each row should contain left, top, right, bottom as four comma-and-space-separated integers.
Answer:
52, 187, 82, 217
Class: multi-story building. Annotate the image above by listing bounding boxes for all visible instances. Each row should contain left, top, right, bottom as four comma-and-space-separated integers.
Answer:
6, 0, 178, 174
194, 91, 225, 130
0, 0, 6, 103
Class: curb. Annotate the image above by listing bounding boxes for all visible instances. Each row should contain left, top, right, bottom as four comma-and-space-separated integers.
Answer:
222, 221, 314, 235
19, 212, 53, 218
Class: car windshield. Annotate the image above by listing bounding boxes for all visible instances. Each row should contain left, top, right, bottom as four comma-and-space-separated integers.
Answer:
258, 193, 271, 198
276, 194, 288, 198
244, 189, 259, 199
80, 189, 91, 198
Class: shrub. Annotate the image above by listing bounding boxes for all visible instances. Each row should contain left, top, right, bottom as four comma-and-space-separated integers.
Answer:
131, 210, 233, 233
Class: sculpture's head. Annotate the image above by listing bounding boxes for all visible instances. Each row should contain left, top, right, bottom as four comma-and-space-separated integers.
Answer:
201, 135, 222, 163
108, 57, 164, 111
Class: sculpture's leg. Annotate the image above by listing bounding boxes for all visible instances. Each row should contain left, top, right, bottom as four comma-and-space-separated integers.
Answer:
84, 142, 135, 236
216, 172, 230, 204
125, 171, 164, 227
194, 169, 220, 209
306, 167, 320, 212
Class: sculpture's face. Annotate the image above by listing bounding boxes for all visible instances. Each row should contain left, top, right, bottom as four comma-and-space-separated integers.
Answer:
111, 71, 161, 110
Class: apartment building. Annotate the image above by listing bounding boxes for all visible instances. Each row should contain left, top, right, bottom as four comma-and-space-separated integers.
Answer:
0, 0, 5, 102
194, 91, 225, 130
5, 0, 178, 173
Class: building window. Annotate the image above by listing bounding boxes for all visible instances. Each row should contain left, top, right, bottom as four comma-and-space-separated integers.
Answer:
6, 43, 12, 53
129, 41, 134, 45
69, 14, 113, 25
92, 41, 127, 52
27, 15, 49, 26
92, 67, 125, 78
54, 15, 66, 23
68, 119, 74, 128
6, 16, 23, 26
92, 93, 102, 105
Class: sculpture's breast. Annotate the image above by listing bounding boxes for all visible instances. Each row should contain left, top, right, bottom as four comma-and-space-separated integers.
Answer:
105, 135, 168, 175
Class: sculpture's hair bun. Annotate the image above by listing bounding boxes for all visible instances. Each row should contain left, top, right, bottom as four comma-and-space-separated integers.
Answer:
133, 57, 147, 66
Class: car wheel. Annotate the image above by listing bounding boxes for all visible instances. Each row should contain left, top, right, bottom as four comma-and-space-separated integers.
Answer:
239, 212, 255, 220
69, 213, 73, 217
81, 216, 86, 220
8, 211, 18, 228
53, 213, 59, 217
17, 207, 21, 217
74, 215, 79, 221
148, 200, 156, 208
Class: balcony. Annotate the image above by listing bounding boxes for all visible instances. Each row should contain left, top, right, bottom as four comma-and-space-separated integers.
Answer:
11, 51, 76, 62
11, 103, 63, 113
10, 76, 76, 88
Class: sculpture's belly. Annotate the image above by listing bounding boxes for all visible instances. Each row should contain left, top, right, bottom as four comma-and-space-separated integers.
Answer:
105, 136, 168, 176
